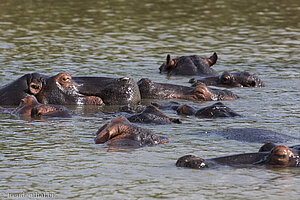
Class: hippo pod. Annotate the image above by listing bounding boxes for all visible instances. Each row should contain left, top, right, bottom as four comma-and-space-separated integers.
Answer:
120, 104, 182, 124
138, 78, 238, 101
159, 52, 219, 76
176, 144, 300, 169
94, 116, 170, 147
0, 73, 47, 106
189, 71, 264, 88
72, 76, 141, 105
0, 95, 72, 119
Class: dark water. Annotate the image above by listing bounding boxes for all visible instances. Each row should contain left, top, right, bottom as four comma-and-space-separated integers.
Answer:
0, 0, 299, 199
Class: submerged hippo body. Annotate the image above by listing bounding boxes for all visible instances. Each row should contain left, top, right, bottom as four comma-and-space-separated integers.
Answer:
1, 95, 72, 119
36, 73, 104, 105
177, 102, 241, 118
189, 71, 264, 88
159, 53, 218, 76
126, 105, 182, 124
212, 128, 300, 143
94, 116, 170, 147
138, 78, 238, 101
176, 145, 300, 169
72, 76, 141, 105
0, 73, 46, 105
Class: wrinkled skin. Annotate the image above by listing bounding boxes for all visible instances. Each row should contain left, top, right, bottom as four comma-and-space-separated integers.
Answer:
72, 76, 141, 105
94, 116, 170, 147
0, 95, 72, 119
138, 78, 238, 101
159, 52, 219, 76
177, 102, 241, 118
126, 105, 182, 124
36, 73, 104, 105
176, 145, 300, 169
189, 71, 264, 88
211, 128, 300, 143
0, 73, 46, 105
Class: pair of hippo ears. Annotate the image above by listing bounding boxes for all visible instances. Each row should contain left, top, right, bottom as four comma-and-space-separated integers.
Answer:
165, 52, 218, 68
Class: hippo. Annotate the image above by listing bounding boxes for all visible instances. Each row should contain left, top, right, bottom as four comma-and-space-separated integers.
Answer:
189, 71, 264, 88
125, 105, 182, 124
176, 145, 300, 169
137, 78, 238, 101
36, 72, 104, 105
94, 116, 170, 147
0, 95, 72, 119
209, 128, 300, 143
176, 102, 241, 118
159, 52, 219, 76
0, 73, 46, 105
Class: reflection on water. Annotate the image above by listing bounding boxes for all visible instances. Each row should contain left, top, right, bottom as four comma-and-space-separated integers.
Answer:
0, 0, 299, 199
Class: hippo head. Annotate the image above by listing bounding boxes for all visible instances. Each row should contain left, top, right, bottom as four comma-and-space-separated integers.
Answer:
219, 71, 264, 87
36, 72, 103, 105
159, 53, 218, 76
176, 155, 211, 169
12, 95, 40, 116
94, 116, 170, 146
176, 104, 196, 115
195, 102, 241, 118
267, 145, 299, 167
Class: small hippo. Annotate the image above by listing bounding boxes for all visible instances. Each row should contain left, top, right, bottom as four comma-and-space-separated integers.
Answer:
138, 78, 238, 101
73, 76, 141, 105
159, 53, 218, 76
36, 72, 104, 105
0, 73, 46, 105
0, 95, 72, 119
189, 71, 264, 88
176, 145, 300, 169
94, 116, 170, 147
177, 102, 241, 118
126, 105, 182, 124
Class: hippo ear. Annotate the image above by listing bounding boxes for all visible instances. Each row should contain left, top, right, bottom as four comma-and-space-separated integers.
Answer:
166, 54, 175, 66
204, 52, 218, 67
94, 130, 110, 144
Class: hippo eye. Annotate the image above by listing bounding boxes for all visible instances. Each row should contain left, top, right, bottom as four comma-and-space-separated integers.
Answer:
249, 80, 256, 87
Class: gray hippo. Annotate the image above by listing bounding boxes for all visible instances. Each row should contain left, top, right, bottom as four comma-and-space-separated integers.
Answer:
72, 76, 141, 105
94, 116, 170, 147
0, 95, 72, 119
138, 78, 238, 101
121, 105, 182, 124
0, 73, 46, 105
189, 71, 264, 88
36, 72, 104, 105
159, 53, 218, 76
176, 145, 300, 169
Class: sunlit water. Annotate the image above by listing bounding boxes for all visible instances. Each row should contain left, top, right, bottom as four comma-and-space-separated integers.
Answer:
0, 0, 299, 199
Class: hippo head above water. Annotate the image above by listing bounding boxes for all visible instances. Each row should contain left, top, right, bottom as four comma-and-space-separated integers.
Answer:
159, 53, 219, 76
189, 71, 264, 88
36, 72, 104, 105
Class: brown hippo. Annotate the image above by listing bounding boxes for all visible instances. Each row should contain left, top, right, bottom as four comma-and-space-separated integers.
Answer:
94, 116, 170, 147
0, 95, 72, 119
176, 102, 241, 118
189, 71, 264, 88
36, 72, 104, 105
176, 145, 300, 169
72, 76, 141, 105
0, 73, 46, 105
159, 53, 218, 76
137, 78, 238, 101
125, 105, 182, 124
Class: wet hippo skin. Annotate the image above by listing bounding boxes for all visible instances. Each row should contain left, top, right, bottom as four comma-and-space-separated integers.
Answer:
36, 73, 104, 105
126, 105, 182, 124
0, 73, 47, 106
94, 116, 170, 147
159, 52, 218, 76
176, 145, 300, 169
138, 78, 238, 101
72, 76, 141, 105
189, 71, 264, 88
0, 95, 72, 119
